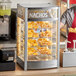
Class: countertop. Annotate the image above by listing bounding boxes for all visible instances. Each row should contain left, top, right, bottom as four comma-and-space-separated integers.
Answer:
0, 64, 76, 76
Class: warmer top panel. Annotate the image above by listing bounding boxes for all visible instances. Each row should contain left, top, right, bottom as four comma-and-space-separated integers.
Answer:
18, 4, 58, 8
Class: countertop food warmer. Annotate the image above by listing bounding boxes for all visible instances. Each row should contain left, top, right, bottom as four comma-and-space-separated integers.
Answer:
17, 4, 60, 70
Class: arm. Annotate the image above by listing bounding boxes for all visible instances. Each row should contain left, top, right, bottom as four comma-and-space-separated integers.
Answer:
60, 22, 65, 29
60, 9, 69, 29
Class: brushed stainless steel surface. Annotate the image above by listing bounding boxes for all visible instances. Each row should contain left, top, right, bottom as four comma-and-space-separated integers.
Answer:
28, 18, 58, 21
19, 4, 59, 8
17, 57, 57, 70
27, 60, 57, 69
0, 40, 16, 48
61, 52, 76, 67
0, 17, 9, 35
57, 7, 60, 68
17, 56, 24, 69
67, 0, 70, 9
24, 8, 28, 71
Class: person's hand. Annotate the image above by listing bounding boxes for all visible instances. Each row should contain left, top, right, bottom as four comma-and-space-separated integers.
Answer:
60, 22, 64, 29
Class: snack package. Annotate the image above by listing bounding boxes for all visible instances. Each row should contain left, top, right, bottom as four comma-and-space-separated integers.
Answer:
28, 21, 39, 29
28, 39, 38, 47
28, 30, 39, 38
37, 47, 51, 55
28, 22, 33, 29
40, 30, 52, 37
28, 47, 38, 56
38, 38, 52, 46
69, 27, 76, 33
28, 30, 33, 38
39, 21, 52, 28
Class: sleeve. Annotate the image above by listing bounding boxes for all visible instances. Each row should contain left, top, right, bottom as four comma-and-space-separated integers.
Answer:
60, 10, 68, 25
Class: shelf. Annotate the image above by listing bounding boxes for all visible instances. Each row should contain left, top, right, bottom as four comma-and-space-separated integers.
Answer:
28, 28, 52, 30
28, 37, 52, 39
28, 18, 58, 21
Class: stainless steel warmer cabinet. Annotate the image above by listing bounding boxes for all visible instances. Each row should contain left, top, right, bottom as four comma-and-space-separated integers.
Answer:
17, 4, 60, 70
